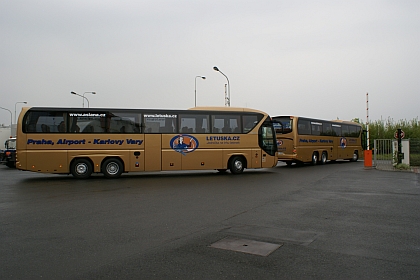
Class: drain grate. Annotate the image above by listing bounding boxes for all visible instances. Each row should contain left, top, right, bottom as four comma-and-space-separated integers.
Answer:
210, 237, 282, 256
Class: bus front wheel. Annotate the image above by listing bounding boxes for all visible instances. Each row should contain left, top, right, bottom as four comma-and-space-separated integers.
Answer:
71, 158, 93, 179
351, 151, 359, 162
229, 156, 245, 174
102, 158, 123, 178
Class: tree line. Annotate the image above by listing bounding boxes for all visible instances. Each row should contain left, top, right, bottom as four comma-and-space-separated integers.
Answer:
352, 117, 420, 140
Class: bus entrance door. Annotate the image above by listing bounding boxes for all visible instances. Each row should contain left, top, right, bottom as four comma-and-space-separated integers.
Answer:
262, 152, 277, 168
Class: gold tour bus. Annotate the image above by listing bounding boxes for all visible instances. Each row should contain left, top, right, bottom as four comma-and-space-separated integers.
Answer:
16, 107, 278, 178
272, 115, 362, 166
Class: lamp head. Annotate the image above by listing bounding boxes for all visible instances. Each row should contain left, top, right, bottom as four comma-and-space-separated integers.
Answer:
202, 76, 206, 79
71, 91, 76, 95
213, 66, 219, 71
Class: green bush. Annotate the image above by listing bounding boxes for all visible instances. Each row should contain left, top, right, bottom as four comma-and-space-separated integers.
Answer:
395, 163, 411, 170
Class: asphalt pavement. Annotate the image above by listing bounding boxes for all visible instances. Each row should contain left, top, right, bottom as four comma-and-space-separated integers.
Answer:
1, 161, 419, 279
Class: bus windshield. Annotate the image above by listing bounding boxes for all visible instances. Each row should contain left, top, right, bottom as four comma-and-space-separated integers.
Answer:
272, 117, 293, 134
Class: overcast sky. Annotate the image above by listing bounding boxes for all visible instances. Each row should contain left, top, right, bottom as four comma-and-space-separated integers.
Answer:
1, 0, 419, 125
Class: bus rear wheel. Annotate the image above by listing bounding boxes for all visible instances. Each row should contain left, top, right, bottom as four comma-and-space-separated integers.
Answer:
320, 152, 327, 165
229, 156, 245, 174
71, 158, 93, 179
311, 152, 318, 165
102, 158, 123, 179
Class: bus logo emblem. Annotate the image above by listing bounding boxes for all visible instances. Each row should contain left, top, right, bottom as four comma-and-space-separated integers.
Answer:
277, 140, 283, 146
170, 134, 199, 155
340, 137, 347, 149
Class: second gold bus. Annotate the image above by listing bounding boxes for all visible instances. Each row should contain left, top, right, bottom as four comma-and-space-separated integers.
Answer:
272, 116, 363, 166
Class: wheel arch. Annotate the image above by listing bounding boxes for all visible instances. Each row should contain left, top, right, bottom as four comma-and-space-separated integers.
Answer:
228, 154, 247, 169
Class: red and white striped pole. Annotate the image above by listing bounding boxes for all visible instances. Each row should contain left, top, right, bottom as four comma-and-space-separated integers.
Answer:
364, 92, 373, 168
366, 92, 369, 150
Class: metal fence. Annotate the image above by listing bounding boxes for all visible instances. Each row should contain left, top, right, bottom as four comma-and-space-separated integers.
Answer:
373, 138, 420, 171
373, 139, 393, 171
410, 139, 420, 166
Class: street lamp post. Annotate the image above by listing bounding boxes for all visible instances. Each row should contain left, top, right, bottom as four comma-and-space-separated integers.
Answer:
71, 91, 96, 108
195, 76, 206, 107
213, 66, 230, 106
0, 107, 13, 136
83, 92, 96, 108
15, 101, 27, 124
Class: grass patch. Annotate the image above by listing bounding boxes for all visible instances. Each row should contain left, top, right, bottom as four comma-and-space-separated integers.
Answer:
395, 163, 411, 170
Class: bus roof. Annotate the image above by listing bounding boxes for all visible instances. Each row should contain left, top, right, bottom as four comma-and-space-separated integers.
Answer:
189, 106, 266, 114
20, 106, 268, 115
272, 115, 361, 126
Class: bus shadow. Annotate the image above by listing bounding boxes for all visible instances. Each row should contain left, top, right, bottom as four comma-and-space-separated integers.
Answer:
19, 169, 275, 184
276, 160, 356, 168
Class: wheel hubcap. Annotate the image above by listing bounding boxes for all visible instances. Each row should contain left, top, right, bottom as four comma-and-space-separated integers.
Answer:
234, 160, 243, 170
107, 163, 119, 175
76, 164, 87, 174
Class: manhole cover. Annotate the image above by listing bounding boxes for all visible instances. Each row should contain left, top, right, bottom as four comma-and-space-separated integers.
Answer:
210, 237, 282, 256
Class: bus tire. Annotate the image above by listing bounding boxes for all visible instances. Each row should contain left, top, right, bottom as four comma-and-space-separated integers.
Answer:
102, 158, 123, 179
351, 151, 359, 162
311, 152, 318, 165
229, 156, 245, 174
71, 158, 93, 179
320, 152, 327, 165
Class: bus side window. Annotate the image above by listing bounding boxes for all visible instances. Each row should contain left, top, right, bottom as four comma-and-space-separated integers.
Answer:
322, 123, 332, 136
349, 125, 358, 137
83, 125, 94, 133
41, 124, 50, 133
298, 120, 311, 135
58, 121, 66, 132
222, 126, 231, 133
27, 124, 36, 132
243, 114, 261, 133
311, 124, 321, 136
71, 124, 80, 133
341, 125, 349, 137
